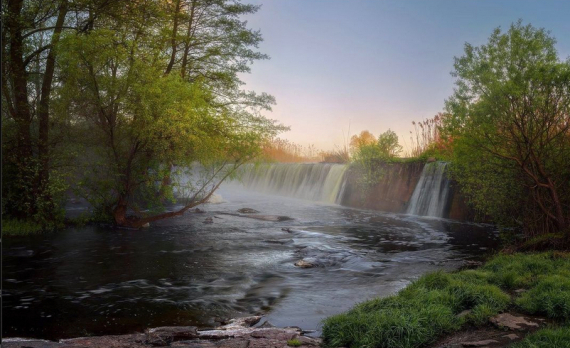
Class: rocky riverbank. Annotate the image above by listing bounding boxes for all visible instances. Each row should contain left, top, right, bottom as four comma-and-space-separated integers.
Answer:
2, 317, 321, 348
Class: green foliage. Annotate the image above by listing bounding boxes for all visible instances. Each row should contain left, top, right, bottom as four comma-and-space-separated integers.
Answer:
516, 275, 570, 319
322, 252, 570, 348
2, 219, 44, 236
443, 21, 570, 236
1, 156, 68, 231
286, 338, 302, 347
511, 326, 570, 348
48, 0, 285, 226
351, 129, 403, 187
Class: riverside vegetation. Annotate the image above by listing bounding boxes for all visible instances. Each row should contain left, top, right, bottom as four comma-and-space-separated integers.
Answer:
322, 252, 570, 348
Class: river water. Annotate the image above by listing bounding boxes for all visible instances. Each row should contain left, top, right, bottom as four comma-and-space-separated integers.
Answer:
3, 184, 498, 340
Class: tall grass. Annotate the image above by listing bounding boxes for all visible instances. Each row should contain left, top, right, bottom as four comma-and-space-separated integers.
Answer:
262, 138, 322, 163
2, 219, 44, 236
322, 252, 570, 348
511, 326, 570, 348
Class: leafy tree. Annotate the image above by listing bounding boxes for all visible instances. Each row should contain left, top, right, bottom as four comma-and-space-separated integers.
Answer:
377, 129, 402, 158
444, 21, 570, 238
56, 0, 284, 228
349, 130, 376, 153
352, 129, 403, 186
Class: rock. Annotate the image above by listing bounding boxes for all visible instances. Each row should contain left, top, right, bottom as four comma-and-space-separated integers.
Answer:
237, 208, 259, 214
3, 325, 319, 348
427, 157, 437, 163
294, 260, 315, 268
489, 313, 540, 331
462, 260, 483, 269
249, 328, 297, 340
194, 208, 205, 214
247, 215, 292, 222
281, 228, 292, 233
2, 338, 63, 348
141, 222, 150, 228
462, 341, 494, 347
146, 327, 198, 346
197, 327, 300, 341
203, 217, 214, 224
216, 316, 262, 330
171, 341, 219, 347
258, 321, 275, 328
503, 333, 519, 340
457, 310, 471, 318
295, 336, 321, 346
514, 289, 526, 294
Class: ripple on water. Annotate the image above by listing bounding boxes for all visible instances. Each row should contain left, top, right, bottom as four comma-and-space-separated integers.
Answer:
2, 188, 498, 339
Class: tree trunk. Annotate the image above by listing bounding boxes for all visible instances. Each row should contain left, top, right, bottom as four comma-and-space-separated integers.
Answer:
7, 0, 36, 218
113, 196, 129, 227
164, 0, 181, 75
37, 2, 68, 209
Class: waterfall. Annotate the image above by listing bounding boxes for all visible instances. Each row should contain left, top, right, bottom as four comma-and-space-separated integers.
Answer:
238, 163, 349, 204
407, 162, 451, 217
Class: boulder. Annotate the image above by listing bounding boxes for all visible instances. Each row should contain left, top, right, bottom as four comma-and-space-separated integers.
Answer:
294, 260, 315, 268
489, 313, 539, 331
237, 208, 259, 214
461, 339, 499, 347
216, 316, 262, 330
145, 327, 198, 346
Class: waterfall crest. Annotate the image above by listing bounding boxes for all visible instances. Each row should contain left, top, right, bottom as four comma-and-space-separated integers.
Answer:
407, 162, 451, 217
239, 163, 348, 204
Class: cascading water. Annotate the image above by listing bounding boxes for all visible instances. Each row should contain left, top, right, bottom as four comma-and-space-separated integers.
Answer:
407, 162, 451, 217
238, 163, 348, 204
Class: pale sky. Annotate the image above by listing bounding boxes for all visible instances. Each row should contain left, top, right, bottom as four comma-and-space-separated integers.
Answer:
239, 0, 570, 153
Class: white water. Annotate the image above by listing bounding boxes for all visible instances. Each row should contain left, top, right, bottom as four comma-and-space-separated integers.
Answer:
407, 162, 451, 217
238, 163, 349, 204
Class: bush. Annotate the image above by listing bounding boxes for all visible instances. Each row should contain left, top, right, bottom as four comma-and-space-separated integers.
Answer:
516, 275, 570, 319
2, 219, 44, 236
511, 326, 570, 348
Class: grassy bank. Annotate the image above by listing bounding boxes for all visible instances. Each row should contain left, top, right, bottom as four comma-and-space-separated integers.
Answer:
322, 252, 570, 348
2, 219, 45, 236
512, 326, 570, 347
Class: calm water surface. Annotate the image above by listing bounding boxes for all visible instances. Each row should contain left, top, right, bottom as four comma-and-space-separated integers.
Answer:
3, 186, 498, 339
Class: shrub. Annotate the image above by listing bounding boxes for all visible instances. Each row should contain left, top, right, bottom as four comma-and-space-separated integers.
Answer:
511, 326, 570, 348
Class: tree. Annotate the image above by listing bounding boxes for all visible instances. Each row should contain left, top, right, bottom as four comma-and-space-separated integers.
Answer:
349, 130, 376, 153
444, 21, 570, 238
56, 0, 284, 228
377, 129, 402, 158
351, 129, 403, 186
1, 0, 82, 227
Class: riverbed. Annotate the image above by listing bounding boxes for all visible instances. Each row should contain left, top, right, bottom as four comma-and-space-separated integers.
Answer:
3, 185, 498, 340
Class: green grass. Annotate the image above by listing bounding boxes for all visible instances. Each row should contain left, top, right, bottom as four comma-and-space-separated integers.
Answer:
322, 252, 570, 348
287, 338, 302, 347
511, 326, 570, 348
2, 219, 44, 236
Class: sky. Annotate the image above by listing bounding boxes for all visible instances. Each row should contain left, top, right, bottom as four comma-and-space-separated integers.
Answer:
239, 0, 570, 153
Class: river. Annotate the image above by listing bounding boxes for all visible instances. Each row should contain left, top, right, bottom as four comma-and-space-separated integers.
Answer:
3, 183, 498, 340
